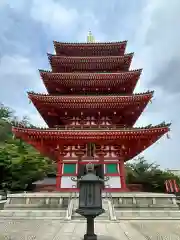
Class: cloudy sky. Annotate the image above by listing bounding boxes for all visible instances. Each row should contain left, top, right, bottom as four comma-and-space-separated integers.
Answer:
0, 0, 180, 169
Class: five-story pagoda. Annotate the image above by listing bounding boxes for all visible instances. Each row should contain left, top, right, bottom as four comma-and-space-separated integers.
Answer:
12, 32, 170, 192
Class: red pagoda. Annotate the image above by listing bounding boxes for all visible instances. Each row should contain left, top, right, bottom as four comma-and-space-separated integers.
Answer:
12, 32, 170, 192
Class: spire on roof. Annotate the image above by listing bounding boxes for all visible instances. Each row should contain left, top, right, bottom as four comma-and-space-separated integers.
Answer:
87, 31, 95, 43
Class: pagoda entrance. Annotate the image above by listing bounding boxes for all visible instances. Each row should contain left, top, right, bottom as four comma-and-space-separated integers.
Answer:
57, 159, 124, 192
77, 164, 104, 189
77, 164, 104, 180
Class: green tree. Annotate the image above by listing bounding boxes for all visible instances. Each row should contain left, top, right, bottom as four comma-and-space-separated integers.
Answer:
0, 104, 14, 142
0, 140, 56, 191
0, 103, 56, 191
125, 156, 180, 192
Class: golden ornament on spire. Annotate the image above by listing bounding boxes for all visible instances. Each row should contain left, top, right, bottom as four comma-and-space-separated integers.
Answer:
87, 31, 95, 43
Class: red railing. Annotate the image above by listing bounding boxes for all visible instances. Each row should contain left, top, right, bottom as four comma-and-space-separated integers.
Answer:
165, 179, 179, 193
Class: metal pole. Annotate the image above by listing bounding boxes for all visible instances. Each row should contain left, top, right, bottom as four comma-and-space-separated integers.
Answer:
84, 216, 97, 240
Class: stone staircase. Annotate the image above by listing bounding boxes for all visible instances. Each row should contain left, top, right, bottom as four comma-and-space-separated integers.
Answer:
0, 209, 66, 219
115, 210, 180, 219
71, 198, 111, 220
113, 192, 180, 220
1, 192, 180, 220
0, 193, 68, 219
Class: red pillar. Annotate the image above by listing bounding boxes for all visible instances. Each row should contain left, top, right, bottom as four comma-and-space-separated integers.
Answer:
97, 150, 105, 164
75, 150, 85, 190
56, 154, 63, 191
97, 151, 106, 190
119, 158, 127, 191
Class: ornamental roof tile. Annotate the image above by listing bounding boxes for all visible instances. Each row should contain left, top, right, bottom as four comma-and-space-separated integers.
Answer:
47, 53, 133, 63
12, 124, 170, 144
13, 122, 171, 131
39, 69, 142, 94
27, 92, 153, 128
53, 41, 127, 56
12, 123, 170, 162
53, 40, 127, 46
47, 53, 133, 72
39, 69, 142, 81
28, 91, 153, 102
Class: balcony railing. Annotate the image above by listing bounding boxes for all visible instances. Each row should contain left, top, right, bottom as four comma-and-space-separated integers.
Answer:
53, 125, 127, 130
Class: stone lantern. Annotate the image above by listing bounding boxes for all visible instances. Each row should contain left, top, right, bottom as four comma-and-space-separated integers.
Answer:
75, 163, 105, 240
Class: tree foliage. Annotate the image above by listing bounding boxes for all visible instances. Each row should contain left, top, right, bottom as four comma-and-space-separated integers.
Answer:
0, 103, 56, 191
125, 156, 180, 192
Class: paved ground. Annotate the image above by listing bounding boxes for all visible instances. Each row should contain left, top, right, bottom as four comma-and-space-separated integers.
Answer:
0, 220, 180, 240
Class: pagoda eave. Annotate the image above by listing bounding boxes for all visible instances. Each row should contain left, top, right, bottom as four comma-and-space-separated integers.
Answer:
39, 69, 142, 81
30, 100, 149, 128
40, 69, 142, 94
31, 101, 149, 117
53, 40, 127, 56
12, 125, 170, 140
28, 92, 153, 104
40, 70, 142, 95
12, 125, 170, 162
48, 53, 133, 72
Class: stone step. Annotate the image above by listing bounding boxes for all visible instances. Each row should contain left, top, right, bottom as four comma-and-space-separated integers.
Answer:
71, 215, 85, 220
115, 210, 180, 219
1, 209, 180, 220
4, 204, 66, 210
96, 215, 110, 220
0, 210, 66, 219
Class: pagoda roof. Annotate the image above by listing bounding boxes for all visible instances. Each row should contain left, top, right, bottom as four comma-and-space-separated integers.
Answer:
40, 69, 142, 94
53, 40, 127, 56
12, 123, 170, 161
28, 91, 153, 127
48, 53, 133, 72
28, 91, 153, 109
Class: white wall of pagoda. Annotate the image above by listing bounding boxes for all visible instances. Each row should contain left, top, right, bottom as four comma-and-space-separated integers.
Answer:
56, 145, 125, 191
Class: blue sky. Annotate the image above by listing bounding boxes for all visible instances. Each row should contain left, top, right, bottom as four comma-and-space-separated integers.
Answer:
1, 0, 180, 169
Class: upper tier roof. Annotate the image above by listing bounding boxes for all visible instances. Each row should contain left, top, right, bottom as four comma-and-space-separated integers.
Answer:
28, 92, 153, 107
40, 69, 142, 95
53, 41, 127, 56
28, 92, 153, 127
48, 53, 133, 73
12, 124, 170, 162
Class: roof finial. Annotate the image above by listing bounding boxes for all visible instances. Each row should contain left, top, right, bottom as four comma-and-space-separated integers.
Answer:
87, 31, 95, 43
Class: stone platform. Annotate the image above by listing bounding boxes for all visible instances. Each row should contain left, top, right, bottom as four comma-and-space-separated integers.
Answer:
4, 192, 179, 209
111, 192, 179, 210
1, 192, 180, 220
4, 192, 70, 209
1, 219, 180, 240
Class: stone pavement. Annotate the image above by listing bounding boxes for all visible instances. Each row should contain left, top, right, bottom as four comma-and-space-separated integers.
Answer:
0, 219, 180, 240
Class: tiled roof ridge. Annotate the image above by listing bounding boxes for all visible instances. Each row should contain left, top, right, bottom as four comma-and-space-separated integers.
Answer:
12, 122, 171, 130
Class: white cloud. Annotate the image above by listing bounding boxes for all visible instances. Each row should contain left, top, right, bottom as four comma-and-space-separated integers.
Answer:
0, 54, 45, 107
131, 0, 180, 168
30, 0, 79, 37
1, 0, 180, 168
0, 0, 6, 8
